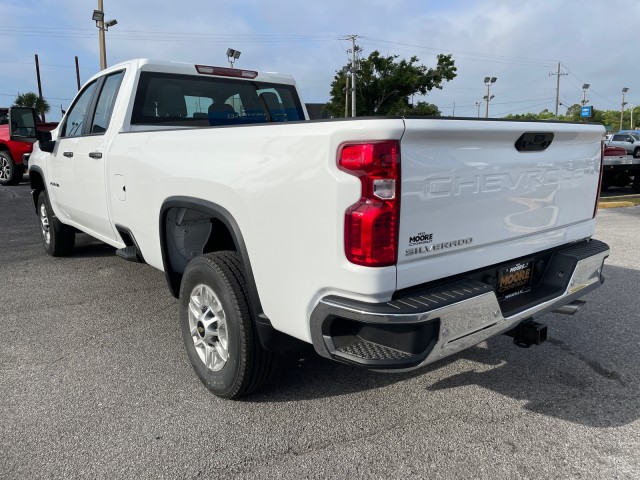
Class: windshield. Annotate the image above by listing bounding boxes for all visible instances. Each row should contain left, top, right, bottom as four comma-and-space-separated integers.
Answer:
131, 71, 305, 127
0, 109, 8, 125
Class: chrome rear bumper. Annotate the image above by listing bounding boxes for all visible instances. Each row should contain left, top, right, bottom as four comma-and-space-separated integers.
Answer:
310, 240, 609, 369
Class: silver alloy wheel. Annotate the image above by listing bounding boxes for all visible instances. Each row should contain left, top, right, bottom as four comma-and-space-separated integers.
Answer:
188, 283, 229, 372
0, 155, 10, 180
40, 202, 51, 245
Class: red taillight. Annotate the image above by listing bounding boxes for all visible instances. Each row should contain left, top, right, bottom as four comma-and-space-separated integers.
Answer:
594, 140, 604, 218
338, 141, 400, 267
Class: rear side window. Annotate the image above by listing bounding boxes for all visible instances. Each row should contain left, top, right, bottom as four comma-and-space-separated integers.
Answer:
91, 71, 125, 134
131, 71, 305, 126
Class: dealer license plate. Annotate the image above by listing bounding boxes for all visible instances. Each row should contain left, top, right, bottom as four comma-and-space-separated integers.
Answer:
497, 260, 533, 298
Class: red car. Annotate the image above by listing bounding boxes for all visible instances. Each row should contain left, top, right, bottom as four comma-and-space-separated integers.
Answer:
0, 108, 57, 186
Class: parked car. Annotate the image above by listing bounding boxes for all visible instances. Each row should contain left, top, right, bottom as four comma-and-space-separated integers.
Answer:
605, 132, 640, 158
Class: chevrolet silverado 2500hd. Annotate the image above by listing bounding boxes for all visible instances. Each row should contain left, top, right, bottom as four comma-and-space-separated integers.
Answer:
10, 59, 610, 399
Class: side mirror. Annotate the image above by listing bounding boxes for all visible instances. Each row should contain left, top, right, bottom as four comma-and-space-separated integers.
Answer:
8, 107, 55, 153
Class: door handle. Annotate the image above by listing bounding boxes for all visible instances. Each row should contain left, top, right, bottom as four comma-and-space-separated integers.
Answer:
89, 152, 103, 159
63, 152, 73, 158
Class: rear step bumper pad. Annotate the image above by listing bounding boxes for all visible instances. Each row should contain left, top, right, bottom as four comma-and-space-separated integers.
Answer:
310, 240, 609, 369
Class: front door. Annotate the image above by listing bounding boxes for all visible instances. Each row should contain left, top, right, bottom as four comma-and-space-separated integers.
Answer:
49, 71, 125, 242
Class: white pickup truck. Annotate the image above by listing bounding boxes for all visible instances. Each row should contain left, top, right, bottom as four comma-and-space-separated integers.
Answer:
10, 59, 609, 399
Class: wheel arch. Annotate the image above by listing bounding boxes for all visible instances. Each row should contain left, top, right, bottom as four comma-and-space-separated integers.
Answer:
159, 197, 263, 314
159, 197, 293, 351
29, 166, 46, 212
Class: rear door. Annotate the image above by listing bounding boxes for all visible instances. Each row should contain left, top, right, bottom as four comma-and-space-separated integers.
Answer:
396, 119, 604, 289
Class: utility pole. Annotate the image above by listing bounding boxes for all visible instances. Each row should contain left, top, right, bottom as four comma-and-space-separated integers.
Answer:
350, 35, 358, 117
475, 101, 481, 118
34, 54, 45, 122
550, 62, 568, 118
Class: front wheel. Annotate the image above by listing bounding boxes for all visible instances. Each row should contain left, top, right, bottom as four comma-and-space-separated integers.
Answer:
37, 191, 75, 256
0, 151, 23, 186
179, 252, 274, 399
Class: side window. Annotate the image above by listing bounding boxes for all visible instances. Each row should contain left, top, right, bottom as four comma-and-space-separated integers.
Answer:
61, 81, 98, 138
91, 71, 125, 134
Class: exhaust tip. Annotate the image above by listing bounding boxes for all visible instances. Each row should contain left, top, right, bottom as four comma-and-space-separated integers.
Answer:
553, 299, 586, 316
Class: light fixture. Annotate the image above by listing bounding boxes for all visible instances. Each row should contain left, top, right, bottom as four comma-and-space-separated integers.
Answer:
92, 9, 104, 22
226, 48, 241, 67
105, 19, 118, 28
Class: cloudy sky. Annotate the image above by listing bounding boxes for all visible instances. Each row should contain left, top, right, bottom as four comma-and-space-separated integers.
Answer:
1, 0, 638, 121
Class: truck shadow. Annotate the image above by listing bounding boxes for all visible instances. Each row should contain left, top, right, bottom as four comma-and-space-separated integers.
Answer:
256, 264, 639, 428
70, 233, 117, 258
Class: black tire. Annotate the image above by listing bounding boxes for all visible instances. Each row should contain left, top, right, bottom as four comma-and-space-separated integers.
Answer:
37, 190, 75, 256
633, 179, 640, 194
179, 251, 273, 399
634, 148, 640, 159
0, 150, 24, 186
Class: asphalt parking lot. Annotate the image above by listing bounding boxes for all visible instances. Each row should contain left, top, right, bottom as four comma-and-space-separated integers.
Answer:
1, 179, 639, 479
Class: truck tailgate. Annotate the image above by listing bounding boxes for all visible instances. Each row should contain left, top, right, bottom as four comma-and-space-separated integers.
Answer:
397, 119, 604, 290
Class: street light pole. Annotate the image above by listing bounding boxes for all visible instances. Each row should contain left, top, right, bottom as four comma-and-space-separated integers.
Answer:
92, 1, 117, 70
475, 101, 481, 118
630, 104, 635, 130
350, 35, 358, 117
484, 76, 496, 118
581, 83, 590, 106
98, 0, 106, 70
621, 87, 629, 131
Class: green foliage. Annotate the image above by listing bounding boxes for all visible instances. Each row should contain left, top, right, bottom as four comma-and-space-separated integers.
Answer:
502, 104, 638, 131
327, 51, 456, 117
14, 92, 50, 119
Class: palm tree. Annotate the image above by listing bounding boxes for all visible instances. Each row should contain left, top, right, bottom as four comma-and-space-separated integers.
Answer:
14, 92, 50, 121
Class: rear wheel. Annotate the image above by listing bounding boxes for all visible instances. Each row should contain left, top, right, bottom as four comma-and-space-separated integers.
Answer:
179, 251, 273, 399
634, 148, 640, 159
0, 151, 23, 186
37, 190, 75, 256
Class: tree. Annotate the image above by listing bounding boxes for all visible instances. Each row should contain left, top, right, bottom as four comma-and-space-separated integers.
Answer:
14, 92, 50, 120
326, 51, 456, 117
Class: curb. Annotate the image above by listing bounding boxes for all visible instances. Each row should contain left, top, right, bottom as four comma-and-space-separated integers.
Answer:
598, 201, 635, 209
